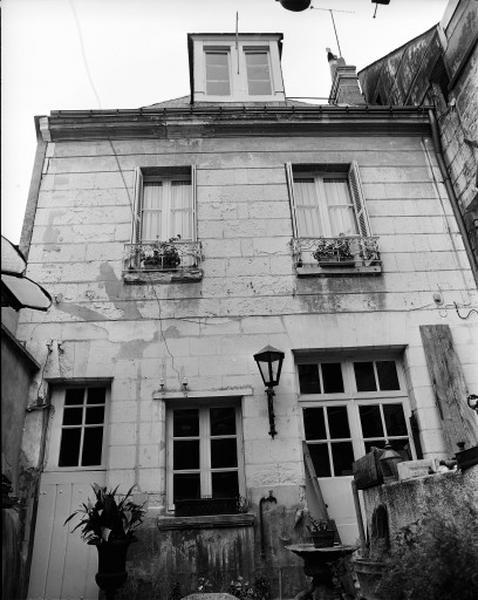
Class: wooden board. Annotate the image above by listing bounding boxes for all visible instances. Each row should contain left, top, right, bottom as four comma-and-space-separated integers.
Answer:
420, 324, 478, 455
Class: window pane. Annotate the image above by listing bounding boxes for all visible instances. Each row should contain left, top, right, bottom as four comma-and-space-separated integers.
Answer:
308, 443, 331, 477
173, 409, 199, 437
245, 52, 271, 95
331, 442, 354, 476
63, 407, 83, 426
64, 388, 84, 406
85, 406, 105, 425
354, 362, 377, 392
207, 81, 230, 95
59, 428, 81, 467
211, 439, 237, 468
294, 179, 323, 237
173, 440, 200, 470
298, 364, 321, 394
212, 472, 239, 499
206, 52, 230, 95
303, 407, 326, 440
327, 406, 350, 438
174, 474, 200, 501
81, 427, 103, 466
210, 407, 236, 436
391, 438, 412, 460
383, 404, 407, 436
87, 387, 106, 405
322, 363, 344, 393
377, 361, 400, 391
360, 405, 384, 437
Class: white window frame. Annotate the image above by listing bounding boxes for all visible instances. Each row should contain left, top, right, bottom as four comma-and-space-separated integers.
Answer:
286, 161, 371, 239
44, 383, 110, 472
298, 356, 416, 471
191, 36, 284, 103
166, 401, 246, 512
132, 166, 197, 244
244, 46, 273, 96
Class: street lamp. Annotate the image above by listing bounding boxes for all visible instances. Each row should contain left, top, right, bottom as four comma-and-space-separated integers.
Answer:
275, 0, 311, 12
253, 345, 285, 439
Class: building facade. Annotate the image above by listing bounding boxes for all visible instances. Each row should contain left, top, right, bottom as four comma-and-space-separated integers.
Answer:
16, 31, 478, 600
359, 0, 478, 281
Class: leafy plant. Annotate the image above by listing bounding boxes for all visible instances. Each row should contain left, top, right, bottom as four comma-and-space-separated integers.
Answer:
142, 235, 181, 269
312, 236, 353, 263
377, 503, 478, 600
64, 483, 146, 545
228, 575, 271, 600
306, 516, 331, 534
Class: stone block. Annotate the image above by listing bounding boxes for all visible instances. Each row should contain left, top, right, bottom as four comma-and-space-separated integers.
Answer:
107, 445, 136, 469
109, 423, 137, 445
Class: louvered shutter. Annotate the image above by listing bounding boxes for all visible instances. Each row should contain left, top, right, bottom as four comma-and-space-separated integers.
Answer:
285, 162, 299, 237
132, 167, 144, 243
348, 161, 371, 236
191, 165, 197, 241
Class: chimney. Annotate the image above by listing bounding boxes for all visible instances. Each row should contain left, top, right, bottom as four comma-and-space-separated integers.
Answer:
327, 48, 365, 105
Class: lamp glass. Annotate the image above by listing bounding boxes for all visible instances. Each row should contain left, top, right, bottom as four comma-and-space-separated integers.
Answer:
253, 345, 285, 387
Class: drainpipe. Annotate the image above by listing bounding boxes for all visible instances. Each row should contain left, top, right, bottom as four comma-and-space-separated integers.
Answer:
428, 108, 478, 287
259, 490, 277, 559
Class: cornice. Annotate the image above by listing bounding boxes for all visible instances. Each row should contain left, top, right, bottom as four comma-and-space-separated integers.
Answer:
41, 105, 432, 142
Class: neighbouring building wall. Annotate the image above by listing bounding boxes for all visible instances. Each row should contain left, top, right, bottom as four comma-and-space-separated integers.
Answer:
358, 0, 478, 275
16, 122, 478, 598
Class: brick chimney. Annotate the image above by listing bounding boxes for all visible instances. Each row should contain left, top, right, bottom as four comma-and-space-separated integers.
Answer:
327, 48, 365, 105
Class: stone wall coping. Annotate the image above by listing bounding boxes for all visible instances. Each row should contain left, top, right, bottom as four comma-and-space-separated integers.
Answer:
156, 513, 255, 531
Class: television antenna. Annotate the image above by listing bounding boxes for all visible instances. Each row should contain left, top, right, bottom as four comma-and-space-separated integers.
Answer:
310, 5, 354, 58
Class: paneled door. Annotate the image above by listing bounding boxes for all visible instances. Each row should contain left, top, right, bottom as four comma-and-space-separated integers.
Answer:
27, 385, 109, 600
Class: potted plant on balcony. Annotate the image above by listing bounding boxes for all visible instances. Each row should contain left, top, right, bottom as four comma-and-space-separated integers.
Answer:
142, 235, 181, 270
64, 483, 146, 600
312, 235, 354, 266
307, 516, 336, 548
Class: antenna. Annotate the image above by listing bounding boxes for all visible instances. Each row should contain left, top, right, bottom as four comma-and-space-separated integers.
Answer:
235, 11, 240, 74
310, 5, 354, 58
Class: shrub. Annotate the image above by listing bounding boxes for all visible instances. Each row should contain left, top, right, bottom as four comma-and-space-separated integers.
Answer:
377, 502, 478, 600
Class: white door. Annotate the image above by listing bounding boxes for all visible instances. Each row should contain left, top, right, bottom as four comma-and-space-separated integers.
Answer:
300, 358, 415, 546
27, 385, 109, 600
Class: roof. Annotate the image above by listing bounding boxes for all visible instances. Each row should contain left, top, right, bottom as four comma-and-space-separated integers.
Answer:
142, 95, 316, 109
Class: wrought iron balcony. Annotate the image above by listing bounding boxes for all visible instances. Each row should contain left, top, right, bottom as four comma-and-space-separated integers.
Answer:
291, 235, 382, 275
123, 239, 203, 283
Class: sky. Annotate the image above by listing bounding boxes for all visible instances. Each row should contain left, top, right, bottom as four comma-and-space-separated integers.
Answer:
1, 0, 449, 244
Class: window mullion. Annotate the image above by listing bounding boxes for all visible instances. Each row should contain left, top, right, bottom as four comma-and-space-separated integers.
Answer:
78, 389, 87, 466
200, 408, 211, 498
316, 177, 330, 237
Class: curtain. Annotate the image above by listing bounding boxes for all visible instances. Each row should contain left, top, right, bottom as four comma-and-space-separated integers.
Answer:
141, 182, 163, 241
170, 181, 192, 239
294, 179, 322, 237
324, 179, 358, 236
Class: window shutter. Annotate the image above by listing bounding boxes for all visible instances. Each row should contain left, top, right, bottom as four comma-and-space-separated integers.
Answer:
132, 167, 144, 243
191, 165, 197, 241
348, 161, 371, 236
285, 162, 299, 237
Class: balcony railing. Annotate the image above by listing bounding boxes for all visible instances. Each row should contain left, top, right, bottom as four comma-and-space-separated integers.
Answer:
291, 235, 382, 273
123, 239, 203, 273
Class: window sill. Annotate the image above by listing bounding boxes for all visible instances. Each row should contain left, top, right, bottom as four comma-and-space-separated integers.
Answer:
156, 512, 255, 531
296, 264, 382, 277
123, 268, 203, 285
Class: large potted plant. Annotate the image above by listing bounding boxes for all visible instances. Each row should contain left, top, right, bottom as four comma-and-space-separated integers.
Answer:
142, 235, 181, 270
307, 516, 336, 548
64, 483, 146, 600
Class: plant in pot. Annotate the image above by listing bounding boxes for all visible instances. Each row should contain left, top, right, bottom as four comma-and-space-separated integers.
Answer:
307, 516, 336, 548
312, 236, 354, 265
64, 483, 146, 600
142, 235, 181, 270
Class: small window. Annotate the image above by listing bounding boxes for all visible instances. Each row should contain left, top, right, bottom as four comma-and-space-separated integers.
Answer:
245, 50, 272, 95
353, 360, 400, 392
167, 403, 243, 514
298, 362, 344, 394
360, 403, 411, 457
205, 50, 231, 96
58, 386, 106, 467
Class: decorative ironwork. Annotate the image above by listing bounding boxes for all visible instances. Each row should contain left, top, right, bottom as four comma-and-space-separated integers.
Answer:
123, 239, 203, 273
291, 236, 381, 269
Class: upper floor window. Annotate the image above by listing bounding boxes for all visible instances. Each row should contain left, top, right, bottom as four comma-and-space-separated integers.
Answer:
287, 162, 381, 274
205, 49, 231, 96
123, 166, 203, 281
189, 33, 285, 103
245, 49, 272, 96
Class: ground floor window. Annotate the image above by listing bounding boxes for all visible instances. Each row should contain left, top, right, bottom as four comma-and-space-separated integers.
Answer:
58, 386, 107, 467
299, 356, 414, 477
166, 401, 244, 514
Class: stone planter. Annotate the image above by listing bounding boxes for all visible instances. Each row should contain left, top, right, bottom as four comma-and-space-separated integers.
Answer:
94, 538, 133, 600
310, 530, 336, 548
353, 558, 386, 600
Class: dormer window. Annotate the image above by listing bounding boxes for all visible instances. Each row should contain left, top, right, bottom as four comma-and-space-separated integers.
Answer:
205, 49, 231, 95
189, 33, 285, 103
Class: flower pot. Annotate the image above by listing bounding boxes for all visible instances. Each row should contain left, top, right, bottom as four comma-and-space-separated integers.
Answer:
311, 530, 336, 548
95, 539, 132, 600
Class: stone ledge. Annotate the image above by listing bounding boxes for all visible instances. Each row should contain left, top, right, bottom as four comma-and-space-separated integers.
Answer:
123, 269, 203, 284
156, 513, 255, 531
296, 264, 382, 277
